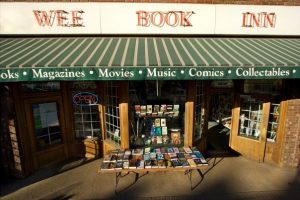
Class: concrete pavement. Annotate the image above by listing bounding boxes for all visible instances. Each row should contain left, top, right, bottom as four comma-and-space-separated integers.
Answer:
1, 155, 299, 200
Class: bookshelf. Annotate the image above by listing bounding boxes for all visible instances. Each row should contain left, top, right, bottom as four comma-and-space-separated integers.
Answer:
267, 103, 280, 142
131, 104, 183, 148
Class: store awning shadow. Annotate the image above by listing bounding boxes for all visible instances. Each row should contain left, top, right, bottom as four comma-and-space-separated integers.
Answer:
0, 157, 94, 197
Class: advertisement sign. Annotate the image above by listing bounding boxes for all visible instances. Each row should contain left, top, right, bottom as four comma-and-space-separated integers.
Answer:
0, 66, 299, 82
0, 3, 299, 35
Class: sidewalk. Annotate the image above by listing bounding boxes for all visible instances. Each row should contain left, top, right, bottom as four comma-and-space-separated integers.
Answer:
1, 156, 299, 200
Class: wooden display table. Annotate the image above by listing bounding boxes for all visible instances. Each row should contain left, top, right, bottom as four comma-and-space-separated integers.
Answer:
98, 165, 208, 193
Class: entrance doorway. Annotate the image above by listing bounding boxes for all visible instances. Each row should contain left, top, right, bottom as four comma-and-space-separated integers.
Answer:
24, 96, 68, 169
207, 92, 234, 156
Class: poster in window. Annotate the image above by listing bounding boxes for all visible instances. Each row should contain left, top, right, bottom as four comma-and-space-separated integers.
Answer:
39, 102, 59, 128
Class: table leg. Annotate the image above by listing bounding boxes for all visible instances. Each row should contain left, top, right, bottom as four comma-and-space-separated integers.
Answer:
184, 169, 204, 190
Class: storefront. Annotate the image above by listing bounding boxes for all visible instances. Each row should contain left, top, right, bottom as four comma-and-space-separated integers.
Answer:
0, 2, 299, 179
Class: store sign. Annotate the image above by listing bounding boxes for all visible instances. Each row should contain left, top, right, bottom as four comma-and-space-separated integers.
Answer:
241, 12, 276, 28
136, 11, 194, 27
0, 67, 299, 82
73, 92, 99, 105
33, 10, 85, 27
0, 3, 299, 35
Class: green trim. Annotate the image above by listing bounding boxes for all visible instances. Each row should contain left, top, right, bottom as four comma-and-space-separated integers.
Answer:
0, 67, 299, 82
0, 37, 299, 82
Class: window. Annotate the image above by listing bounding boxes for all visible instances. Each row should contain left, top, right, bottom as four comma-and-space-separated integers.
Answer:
22, 82, 60, 93
239, 95, 263, 139
32, 102, 62, 149
244, 80, 282, 95
72, 92, 100, 139
194, 81, 205, 140
72, 82, 101, 139
241, 80, 283, 142
267, 103, 280, 142
129, 81, 186, 148
104, 82, 120, 144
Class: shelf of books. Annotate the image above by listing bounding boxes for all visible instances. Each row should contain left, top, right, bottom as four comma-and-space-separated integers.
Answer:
131, 104, 183, 148
267, 103, 280, 142
239, 96, 263, 139
99, 146, 208, 171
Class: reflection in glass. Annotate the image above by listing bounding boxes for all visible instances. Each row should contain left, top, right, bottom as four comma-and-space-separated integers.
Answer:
32, 102, 62, 149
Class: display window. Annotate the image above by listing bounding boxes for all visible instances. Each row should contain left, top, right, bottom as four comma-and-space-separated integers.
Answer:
71, 81, 101, 139
194, 81, 205, 141
239, 95, 263, 139
240, 80, 283, 142
104, 81, 121, 145
267, 103, 280, 142
129, 81, 186, 148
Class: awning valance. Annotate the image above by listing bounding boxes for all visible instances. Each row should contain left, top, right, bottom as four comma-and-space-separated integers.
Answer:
0, 37, 299, 82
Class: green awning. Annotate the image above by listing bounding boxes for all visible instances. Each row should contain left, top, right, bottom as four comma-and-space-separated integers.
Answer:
0, 37, 299, 82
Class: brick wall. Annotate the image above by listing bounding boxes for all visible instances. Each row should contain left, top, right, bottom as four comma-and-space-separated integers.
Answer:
0, 85, 24, 181
280, 99, 300, 168
1, 0, 300, 6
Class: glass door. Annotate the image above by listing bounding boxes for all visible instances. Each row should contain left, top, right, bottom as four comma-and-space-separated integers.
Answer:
25, 97, 67, 169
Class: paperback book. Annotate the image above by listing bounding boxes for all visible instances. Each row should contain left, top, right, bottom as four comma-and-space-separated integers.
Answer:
123, 161, 129, 169
115, 161, 123, 170
179, 158, 190, 168
162, 127, 168, 135
187, 159, 197, 167
145, 160, 152, 168
158, 159, 166, 168
171, 158, 182, 168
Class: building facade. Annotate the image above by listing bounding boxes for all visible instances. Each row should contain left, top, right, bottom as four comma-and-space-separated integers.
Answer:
0, 0, 299, 181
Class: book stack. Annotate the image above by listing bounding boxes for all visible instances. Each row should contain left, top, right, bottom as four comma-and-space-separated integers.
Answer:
100, 147, 208, 170
192, 148, 208, 166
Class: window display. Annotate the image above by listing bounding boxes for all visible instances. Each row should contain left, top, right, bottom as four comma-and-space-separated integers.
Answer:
239, 95, 263, 139
129, 81, 186, 148
104, 82, 121, 145
267, 103, 280, 142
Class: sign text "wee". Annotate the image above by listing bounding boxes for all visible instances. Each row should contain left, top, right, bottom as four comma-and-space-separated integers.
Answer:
33, 10, 84, 27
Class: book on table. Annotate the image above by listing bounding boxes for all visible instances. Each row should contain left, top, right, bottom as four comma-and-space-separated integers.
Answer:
168, 152, 177, 159
187, 158, 197, 167
179, 158, 190, 168
136, 160, 144, 169
171, 158, 182, 168
123, 161, 129, 169
157, 159, 166, 168
115, 161, 123, 170
145, 159, 152, 168
193, 151, 208, 165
